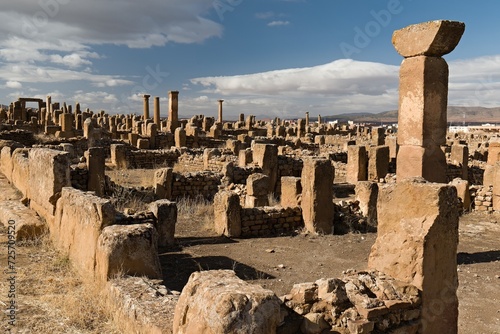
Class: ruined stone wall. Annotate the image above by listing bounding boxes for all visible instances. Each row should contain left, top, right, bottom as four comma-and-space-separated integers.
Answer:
172, 171, 222, 200
121, 147, 180, 169
277, 155, 303, 178
240, 206, 303, 237
470, 185, 493, 212
233, 166, 263, 184
0, 129, 36, 146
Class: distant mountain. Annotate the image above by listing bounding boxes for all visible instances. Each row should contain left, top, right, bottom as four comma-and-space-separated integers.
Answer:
323, 106, 499, 124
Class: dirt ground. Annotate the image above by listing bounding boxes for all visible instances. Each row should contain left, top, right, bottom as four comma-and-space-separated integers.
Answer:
165, 207, 500, 334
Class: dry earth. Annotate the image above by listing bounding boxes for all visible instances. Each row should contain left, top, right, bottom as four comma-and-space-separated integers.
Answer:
1, 169, 499, 333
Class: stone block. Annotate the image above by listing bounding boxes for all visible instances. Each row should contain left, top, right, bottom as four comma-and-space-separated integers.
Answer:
28, 148, 71, 220
368, 145, 389, 181
246, 173, 270, 197
149, 199, 177, 247
301, 158, 334, 234
392, 20, 465, 57
396, 145, 447, 183
280, 176, 302, 208
398, 56, 448, 147
213, 191, 241, 237
173, 270, 283, 334
368, 180, 459, 334
154, 168, 173, 200
96, 223, 162, 282
346, 145, 367, 184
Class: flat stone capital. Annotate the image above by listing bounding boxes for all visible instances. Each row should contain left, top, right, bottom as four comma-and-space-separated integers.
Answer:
393, 20, 465, 57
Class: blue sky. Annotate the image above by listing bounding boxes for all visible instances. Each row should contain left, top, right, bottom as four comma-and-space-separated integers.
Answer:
1, 0, 500, 119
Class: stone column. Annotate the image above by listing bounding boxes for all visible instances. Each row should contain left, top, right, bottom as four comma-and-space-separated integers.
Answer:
85, 147, 105, 197
394, 20, 465, 183
368, 145, 389, 181
217, 99, 224, 124
346, 146, 368, 184
46, 96, 52, 119
214, 191, 241, 237
305, 112, 310, 126
148, 200, 177, 247
450, 144, 468, 180
168, 91, 179, 133
301, 158, 334, 234
368, 180, 459, 334
143, 94, 150, 120
153, 96, 160, 128
253, 144, 278, 193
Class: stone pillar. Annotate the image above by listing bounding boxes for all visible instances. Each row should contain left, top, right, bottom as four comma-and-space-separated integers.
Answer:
238, 148, 252, 167
143, 94, 150, 120
372, 127, 385, 146
245, 173, 270, 208
368, 179, 459, 334
174, 126, 186, 148
217, 99, 224, 123
355, 181, 378, 226
450, 144, 468, 180
60, 113, 73, 133
280, 177, 302, 208
305, 112, 310, 126
46, 96, 52, 117
301, 158, 334, 234
154, 96, 161, 127
154, 168, 173, 200
110, 144, 128, 169
148, 200, 177, 248
493, 163, 500, 211
168, 91, 179, 133
346, 146, 368, 184
85, 147, 105, 197
147, 123, 157, 149
368, 146, 389, 181
394, 20, 465, 183
253, 144, 278, 193
214, 191, 241, 237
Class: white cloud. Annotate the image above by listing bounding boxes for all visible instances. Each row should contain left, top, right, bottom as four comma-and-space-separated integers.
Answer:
0, 1, 222, 49
70, 91, 118, 106
268, 20, 290, 27
5, 81, 22, 89
191, 59, 399, 97
188, 56, 500, 117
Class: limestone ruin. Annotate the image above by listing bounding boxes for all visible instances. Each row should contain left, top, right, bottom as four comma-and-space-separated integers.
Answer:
2, 19, 500, 334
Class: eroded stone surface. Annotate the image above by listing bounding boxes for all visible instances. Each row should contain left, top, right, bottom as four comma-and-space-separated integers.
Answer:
392, 20, 465, 57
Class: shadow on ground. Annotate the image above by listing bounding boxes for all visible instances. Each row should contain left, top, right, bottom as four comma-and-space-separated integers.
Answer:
457, 250, 500, 265
159, 250, 275, 292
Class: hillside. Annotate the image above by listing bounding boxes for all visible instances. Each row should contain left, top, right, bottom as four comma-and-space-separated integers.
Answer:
323, 106, 499, 124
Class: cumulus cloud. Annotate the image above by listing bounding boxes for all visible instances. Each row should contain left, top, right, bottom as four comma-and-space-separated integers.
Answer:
191, 59, 399, 97
5, 81, 22, 89
188, 56, 500, 117
0, 1, 222, 49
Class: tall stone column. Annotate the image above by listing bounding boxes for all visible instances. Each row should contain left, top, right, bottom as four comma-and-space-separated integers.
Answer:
143, 94, 150, 120
168, 91, 179, 133
217, 99, 224, 124
394, 20, 465, 183
305, 112, 310, 126
154, 96, 160, 128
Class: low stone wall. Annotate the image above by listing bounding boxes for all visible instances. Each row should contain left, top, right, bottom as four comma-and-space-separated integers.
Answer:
111, 143, 180, 169
233, 165, 262, 184
214, 190, 303, 238
240, 206, 303, 237
471, 185, 493, 212
171, 171, 222, 200
0, 129, 36, 146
